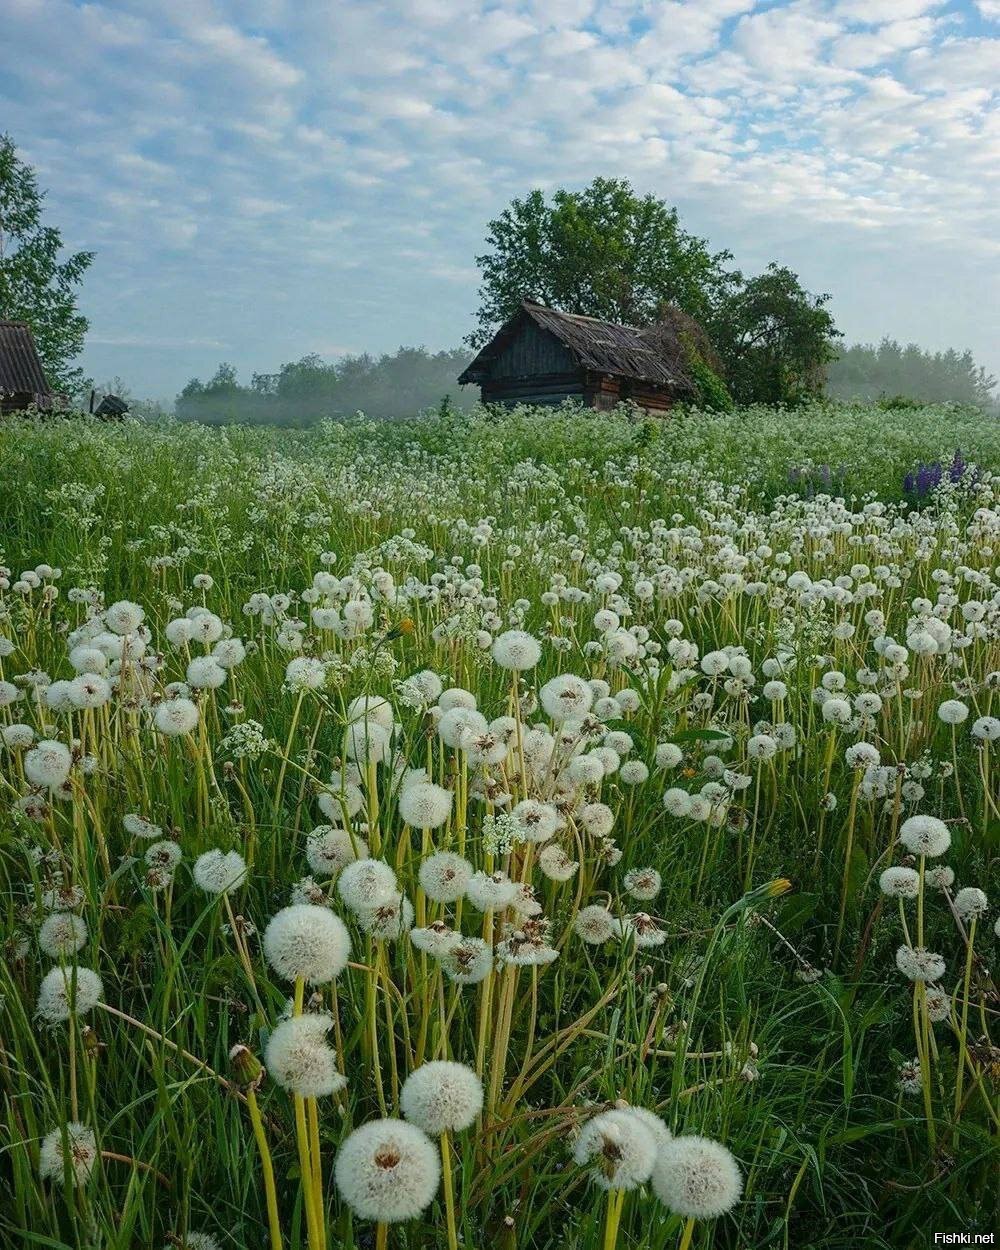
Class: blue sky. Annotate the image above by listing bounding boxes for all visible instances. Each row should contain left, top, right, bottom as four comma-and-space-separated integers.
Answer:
1, 0, 997, 402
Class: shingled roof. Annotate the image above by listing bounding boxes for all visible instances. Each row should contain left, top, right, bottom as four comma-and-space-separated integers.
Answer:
0, 321, 52, 405
458, 300, 697, 393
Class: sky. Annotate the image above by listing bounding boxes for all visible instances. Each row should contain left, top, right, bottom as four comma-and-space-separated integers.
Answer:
1, 0, 998, 403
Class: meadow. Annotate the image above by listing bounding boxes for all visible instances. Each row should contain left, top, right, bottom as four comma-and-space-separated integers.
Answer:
0, 400, 997, 1250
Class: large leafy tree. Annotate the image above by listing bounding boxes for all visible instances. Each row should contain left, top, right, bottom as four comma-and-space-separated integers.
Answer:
469, 177, 735, 347
0, 134, 93, 395
470, 178, 841, 405
712, 265, 841, 406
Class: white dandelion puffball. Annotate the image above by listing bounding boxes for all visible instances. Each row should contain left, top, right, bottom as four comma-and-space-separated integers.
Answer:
652, 1135, 743, 1219
25, 740, 72, 790
895, 945, 946, 983
193, 849, 247, 895
171, 1235, 220, 1250
510, 799, 560, 844
465, 870, 517, 913
574, 905, 616, 945
334, 1118, 441, 1223
572, 1108, 656, 1191
656, 743, 683, 770
954, 887, 988, 921
263, 904, 351, 984
346, 694, 395, 730
39, 1122, 98, 1185
971, 716, 1000, 741
67, 673, 112, 709
925, 865, 955, 891
186, 656, 227, 690
104, 599, 145, 635
285, 656, 327, 691
306, 826, 368, 876
400, 1061, 483, 1134
39, 912, 88, 959
437, 706, 488, 749
624, 867, 661, 901
879, 867, 920, 899
663, 788, 693, 818
338, 859, 398, 912
264, 1014, 346, 1097
154, 697, 200, 737
441, 936, 493, 985
538, 843, 579, 881
539, 674, 594, 722
398, 780, 453, 830
937, 699, 969, 725
899, 815, 951, 858
418, 852, 473, 903
492, 629, 542, 671
36, 966, 103, 1022
619, 1105, 672, 1149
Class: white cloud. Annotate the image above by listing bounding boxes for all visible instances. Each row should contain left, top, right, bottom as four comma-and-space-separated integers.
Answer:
0, 0, 995, 398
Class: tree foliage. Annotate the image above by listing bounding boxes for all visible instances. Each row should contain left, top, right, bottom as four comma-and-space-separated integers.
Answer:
712, 264, 840, 406
827, 338, 996, 408
470, 178, 840, 406
0, 134, 93, 395
470, 177, 733, 346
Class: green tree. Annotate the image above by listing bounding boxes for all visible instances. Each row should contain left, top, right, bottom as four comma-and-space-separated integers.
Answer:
712, 264, 841, 405
0, 134, 93, 395
469, 177, 734, 346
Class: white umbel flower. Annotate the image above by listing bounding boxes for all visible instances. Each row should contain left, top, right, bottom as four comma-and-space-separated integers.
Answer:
572, 1108, 656, 1191
334, 1118, 440, 1223
652, 1135, 743, 1218
400, 1061, 483, 1134
263, 904, 351, 984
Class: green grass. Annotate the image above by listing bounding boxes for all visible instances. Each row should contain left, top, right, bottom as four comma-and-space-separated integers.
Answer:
0, 400, 997, 1250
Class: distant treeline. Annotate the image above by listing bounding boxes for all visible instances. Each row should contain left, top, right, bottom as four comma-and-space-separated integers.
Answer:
176, 348, 475, 425
174, 337, 996, 426
826, 339, 995, 408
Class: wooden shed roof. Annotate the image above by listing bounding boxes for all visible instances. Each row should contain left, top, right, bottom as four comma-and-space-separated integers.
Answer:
0, 321, 51, 401
458, 300, 696, 393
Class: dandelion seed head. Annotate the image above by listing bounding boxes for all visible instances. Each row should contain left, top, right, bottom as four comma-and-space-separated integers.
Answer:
651, 1135, 743, 1219
400, 1060, 483, 1134
334, 1118, 440, 1223
572, 1108, 656, 1191
264, 1013, 345, 1097
39, 1122, 97, 1185
263, 904, 351, 984
36, 966, 103, 1022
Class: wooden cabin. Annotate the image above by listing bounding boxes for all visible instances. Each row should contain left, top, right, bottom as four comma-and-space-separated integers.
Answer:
0, 321, 53, 414
458, 299, 698, 412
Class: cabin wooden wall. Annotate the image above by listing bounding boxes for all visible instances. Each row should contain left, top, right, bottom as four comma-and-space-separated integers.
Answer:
489, 320, 578, 379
